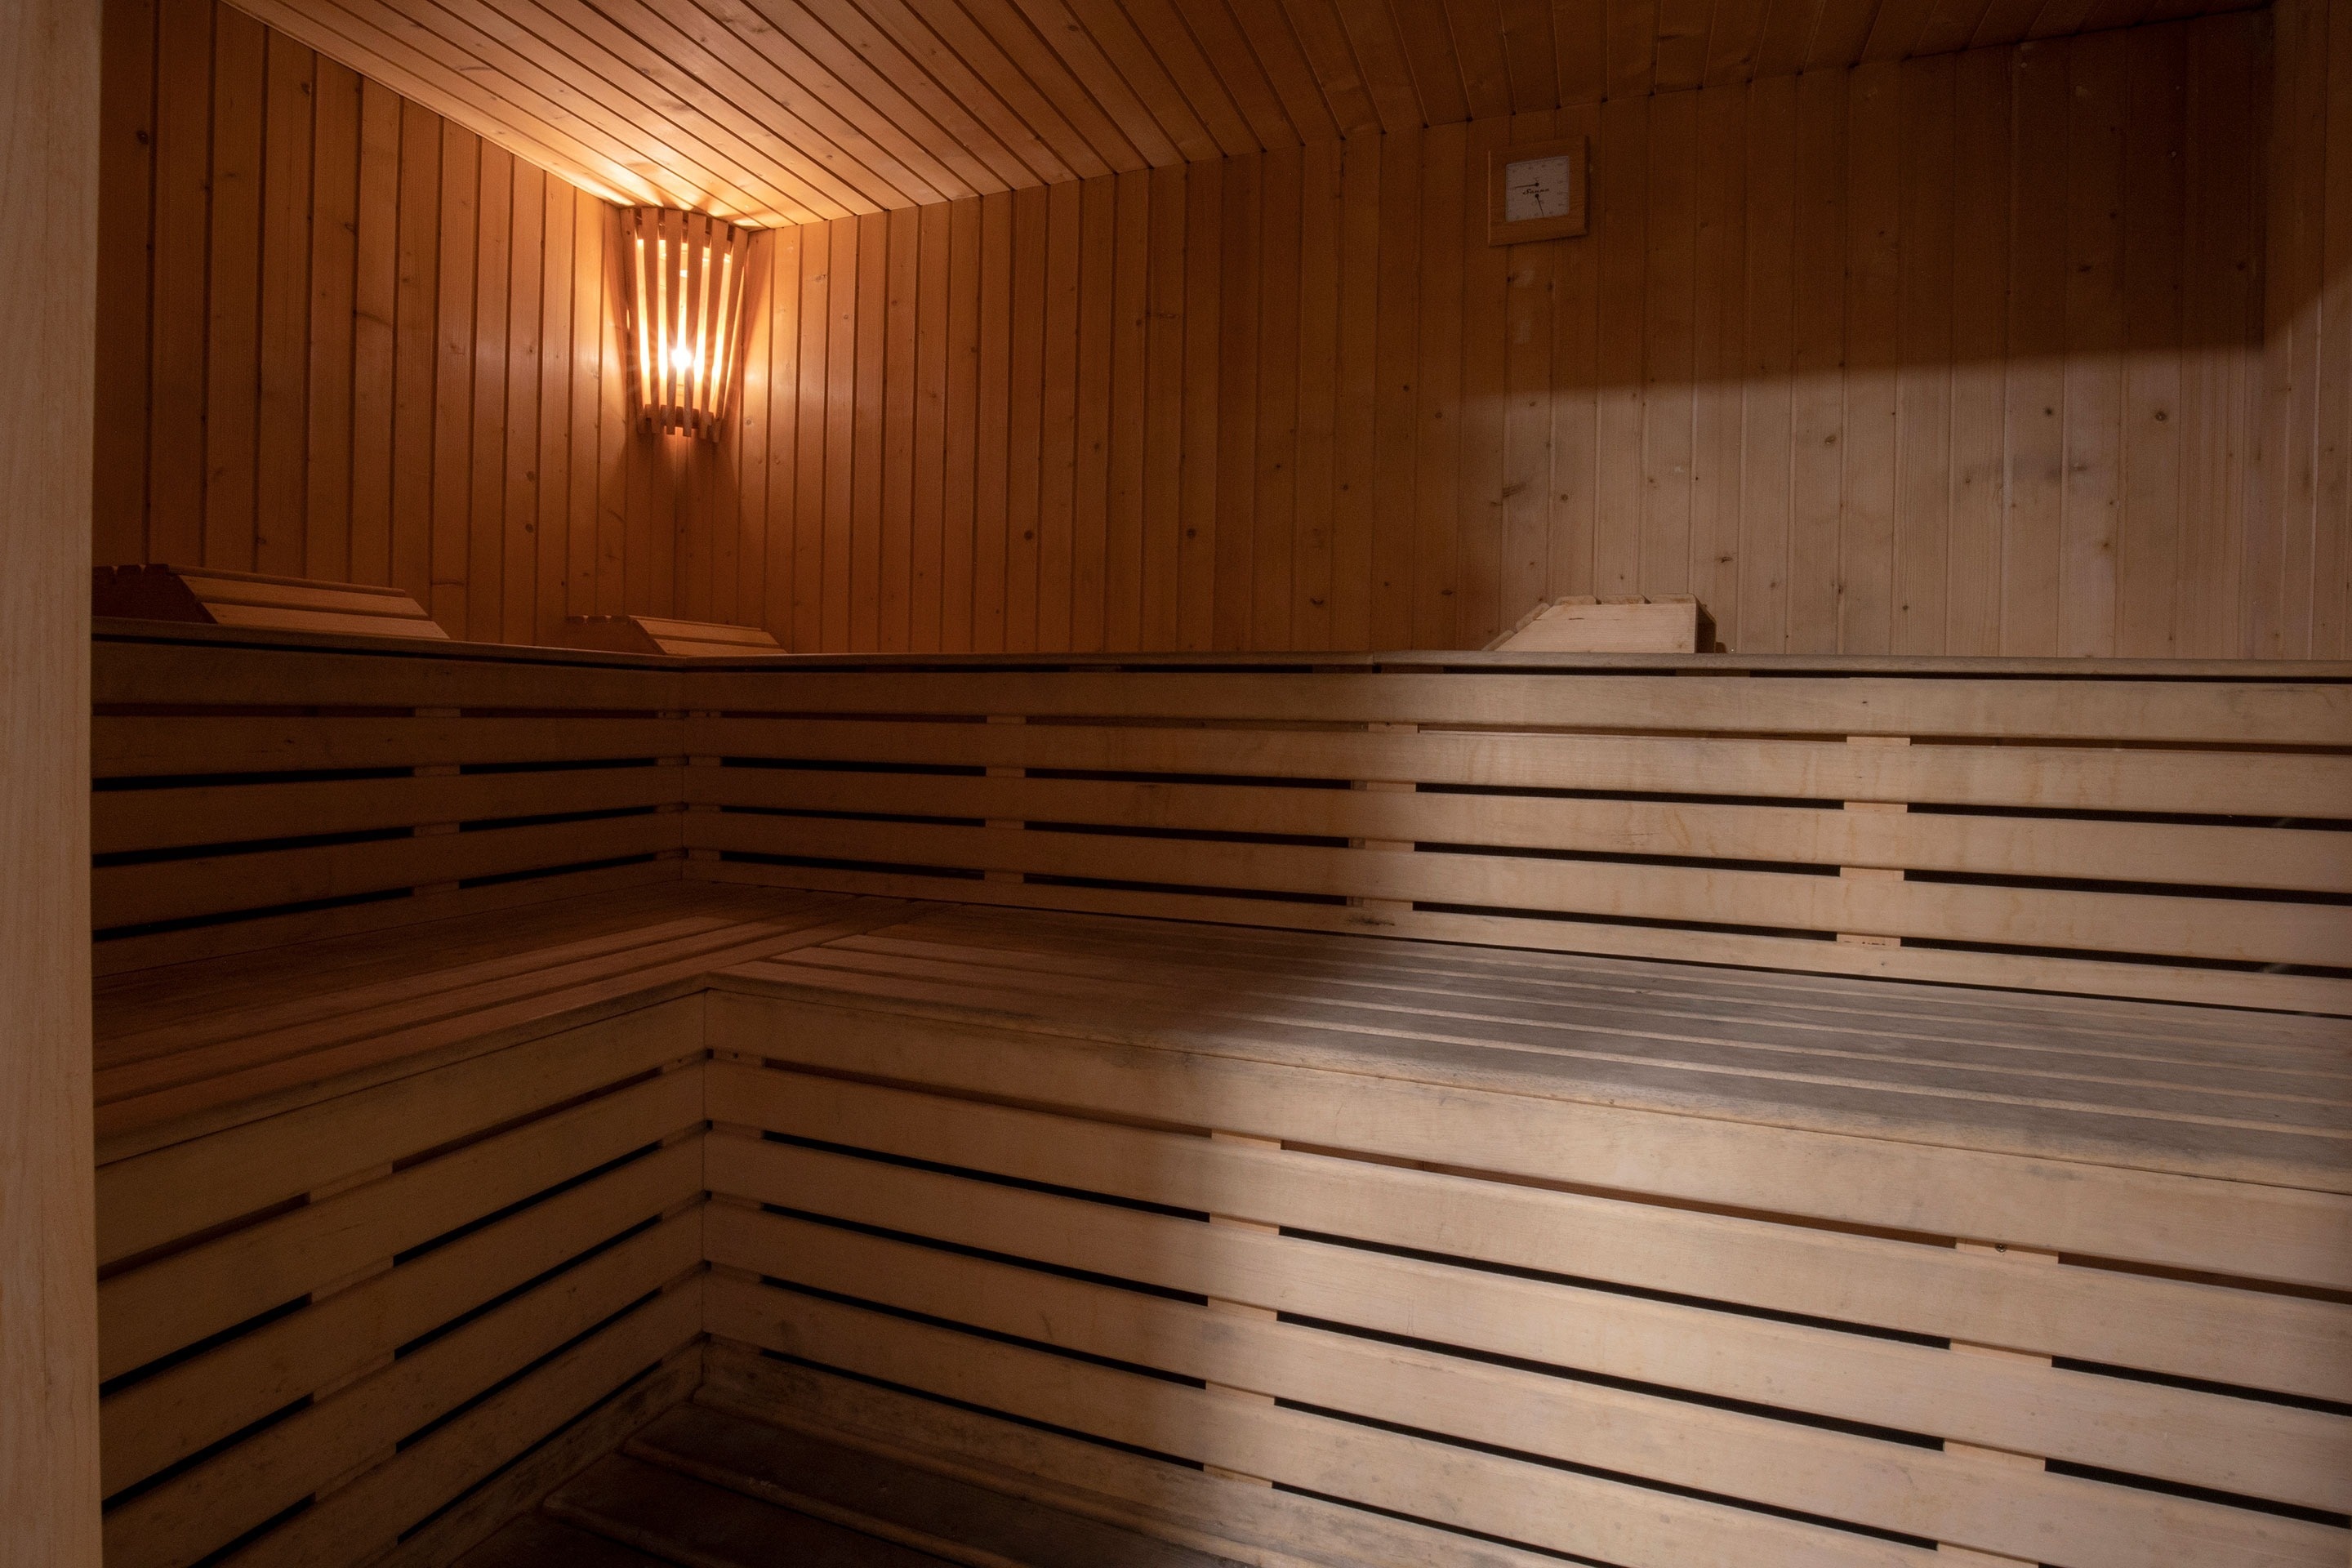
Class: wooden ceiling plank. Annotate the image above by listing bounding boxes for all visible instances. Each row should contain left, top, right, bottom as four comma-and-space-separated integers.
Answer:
616, 0, 965, 203
1279, 0, 1388, 138
1010, 0, 1198, 164
724, 0, 1030, 194
385, 0, 825, 220
1603, 0, 1658, 100
1325, 0, 1423, 134
1907, 0, 1994, 57
2025, 0, 2105, 39
947, 0, 1151, 171
1552, 0, 1606, 107
881, 0, 1116, 178
1107, 0, 1264, 155
1702, 0, 1771, 86
1967, 0, 2046, 47
1164, 0, 1305, 150
1860, 0, 1941, 59
1494, 0, 1561, 113
2080, 0, 2158, 32
443, 0, 854, 218
801, 0, 1075, 186
234, 0, 683, 211
1806, 0, 1887, 65
1221, 0, 1347, 145
1384, 0, 1472, 125
1441, 0, 1517, 120
1752, 0, 1825, 78
1650, 0, 1714, 91
660, 0, 1009, 199
515, 0, 910, 212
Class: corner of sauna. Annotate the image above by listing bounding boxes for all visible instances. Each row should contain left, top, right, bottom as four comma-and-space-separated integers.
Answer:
11, 0, 2350, 1566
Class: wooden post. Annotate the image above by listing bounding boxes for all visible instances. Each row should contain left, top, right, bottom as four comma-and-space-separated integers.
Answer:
1838, 736, 1909, 947
686, 710, 721, 865
1938, 1241, 2060, 1563
412, 707, 463, 894
1200, 1130, 1279, 1486
1348, 722, 1417, 915
1, 0, 104, 1558
984, 715, 1027, 884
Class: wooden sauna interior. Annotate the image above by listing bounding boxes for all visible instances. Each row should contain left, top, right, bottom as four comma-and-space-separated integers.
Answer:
4, 0, 2350, 1564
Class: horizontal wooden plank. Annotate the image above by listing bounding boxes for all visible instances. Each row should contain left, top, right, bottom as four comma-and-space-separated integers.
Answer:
101, 1138, 700, 1494
773, 942, 2352, 1126
691, 814, 2352, 966
702, 858, 2352, 1015
685, 670, 2352, 745
708, 1200, 2349, 1550
451, 1516, 671, 1568
105, 1214, 701, 1568
697, 1347, 1576, 1568
704, 1275, 1937, 1568
214, 1283, 702, 1568
686, 716, 2352, 819
690, 767, 2352, 893
845, 911, 2352, 1054
706, 1067, 2352, 1401
95, 766, 679, 854
202, 603, 452, 639
100, 1068, 702, 1379
93, 813, 681, 930
373, 1347, 704, 1568
90, 902, 907, 1138
91, 859, 679, 982
97, 1000, 697, 1264
93, 716, 684, 778
93, 635, 683, 710
710, 963, 2351, 1193
618, 1406, 1253, 1568
704, 993, 2352, 1287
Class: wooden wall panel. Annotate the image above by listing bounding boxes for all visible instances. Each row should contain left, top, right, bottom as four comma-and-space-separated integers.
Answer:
706, 16, 2313, 657
95, 3, 2339, 659
4, 0, 103, 1558
90, 0, 688, 639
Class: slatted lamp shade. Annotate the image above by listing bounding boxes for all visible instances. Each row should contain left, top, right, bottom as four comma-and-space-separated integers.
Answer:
623, 207, 754, 439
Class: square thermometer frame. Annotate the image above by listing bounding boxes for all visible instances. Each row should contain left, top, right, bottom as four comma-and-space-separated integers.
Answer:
1487, 135, 1589, 245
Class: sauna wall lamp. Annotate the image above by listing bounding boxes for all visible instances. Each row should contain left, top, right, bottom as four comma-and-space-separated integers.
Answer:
623, 207, 754, 439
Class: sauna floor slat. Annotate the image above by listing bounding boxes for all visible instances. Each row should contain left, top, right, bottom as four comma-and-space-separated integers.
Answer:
460, 1405, 1244, 1568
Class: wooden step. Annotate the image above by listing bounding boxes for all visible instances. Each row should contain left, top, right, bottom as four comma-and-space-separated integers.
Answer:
463, 1402, 1247, 1568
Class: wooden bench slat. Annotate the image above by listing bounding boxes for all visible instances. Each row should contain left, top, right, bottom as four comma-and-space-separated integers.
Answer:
99, 1070, 702, 1379
687, 670, 2352, 745
706, 1067, 2352, 1402
693, 766, 2352, 893
706, 1140, 2350, 1517
692, 813, 2352, 968
706, 1274, 1940, 1568
101, 1139, 699, 1494
203, 1285, 701, 1568
687, 715, 2352, 819
708, 1203, 2346, 1552
706, 993, 2352, 1285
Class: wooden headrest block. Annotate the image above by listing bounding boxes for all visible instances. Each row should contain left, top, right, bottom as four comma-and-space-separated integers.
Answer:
1486, 595, 1718, 654
94, 564, 449, 640
561, 614, 785, 657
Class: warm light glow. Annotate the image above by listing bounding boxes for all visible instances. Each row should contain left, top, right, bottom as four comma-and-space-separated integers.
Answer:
623, 208, 755, 439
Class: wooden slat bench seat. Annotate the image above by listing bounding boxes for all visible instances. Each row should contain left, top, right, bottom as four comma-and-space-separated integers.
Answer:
696, 904, 2352, 1568
92, 878, 2352, 1568
87, 625, 2350, 1568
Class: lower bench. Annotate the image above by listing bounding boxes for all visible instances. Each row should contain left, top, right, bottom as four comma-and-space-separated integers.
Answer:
92, 889, 2352, 1568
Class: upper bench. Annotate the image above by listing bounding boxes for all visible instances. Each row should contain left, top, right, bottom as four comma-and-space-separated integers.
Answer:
96, 619, 2352, 1020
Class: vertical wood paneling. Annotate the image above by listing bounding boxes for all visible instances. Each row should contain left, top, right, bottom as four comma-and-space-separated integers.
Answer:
100, 2, 2330, 660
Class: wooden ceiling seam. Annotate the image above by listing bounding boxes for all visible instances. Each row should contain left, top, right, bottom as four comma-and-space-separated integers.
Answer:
234, 0, 2271, 227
